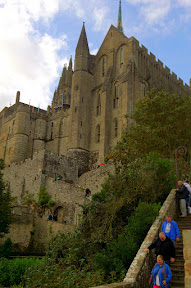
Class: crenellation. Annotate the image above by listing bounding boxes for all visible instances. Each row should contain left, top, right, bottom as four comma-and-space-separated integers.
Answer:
178, 78, 183, 85
165, 66, 170, 75
157, 60, 163, 69
149, 52, 156, 62
171, 72, 177, 80
141, 45, 148, 54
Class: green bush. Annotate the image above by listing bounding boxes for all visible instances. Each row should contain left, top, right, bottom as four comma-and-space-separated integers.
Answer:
0, 257, 42, 287
23, 261, 104, 288
94, 202, 161, 282
0, 237, 12, 257
37, 186, 50, 207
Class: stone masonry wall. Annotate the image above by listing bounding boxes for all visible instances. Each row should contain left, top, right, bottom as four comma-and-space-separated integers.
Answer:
3, 150, 45, 204
183, 230, 191, 288
0, 205, 74, 253
91, 189, 178, 288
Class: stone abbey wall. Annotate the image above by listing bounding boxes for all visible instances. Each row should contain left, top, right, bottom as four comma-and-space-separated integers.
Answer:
1, 149, 113, 252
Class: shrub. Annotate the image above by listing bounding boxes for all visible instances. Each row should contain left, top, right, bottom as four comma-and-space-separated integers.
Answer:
94, 202, 161, 282
0, 237, 12, 257
0, 257, 42, 287
37, 186, 50, 207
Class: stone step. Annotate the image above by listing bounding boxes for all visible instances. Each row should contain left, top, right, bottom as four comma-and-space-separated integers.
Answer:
170, 279, 184, 287
173, 259, 184, 266
172, 274, 184, 281
171, 268, 184, 275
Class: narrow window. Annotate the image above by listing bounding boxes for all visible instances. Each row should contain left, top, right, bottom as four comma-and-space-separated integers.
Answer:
115, 119, 118, 137
102, 58, 105, 77
114, 85, 119, 108
52, 122, 54, 127
97, 125, 100, 143
120, 48, 123, 68
96, 94, 101, 116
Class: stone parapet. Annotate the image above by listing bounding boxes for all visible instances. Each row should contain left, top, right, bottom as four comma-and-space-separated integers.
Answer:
91, 189, 177, 288
183, 230, 191, 288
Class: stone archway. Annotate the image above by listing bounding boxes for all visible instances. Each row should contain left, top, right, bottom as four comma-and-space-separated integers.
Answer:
53, 206, 64, 223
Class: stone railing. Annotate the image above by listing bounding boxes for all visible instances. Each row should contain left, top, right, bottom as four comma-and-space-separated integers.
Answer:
183, 230, 191, 287
91, 189, 178, 288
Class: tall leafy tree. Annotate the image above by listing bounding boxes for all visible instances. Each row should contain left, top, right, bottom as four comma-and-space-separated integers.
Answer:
0, 159, 12, 237
108, 89, 191, 167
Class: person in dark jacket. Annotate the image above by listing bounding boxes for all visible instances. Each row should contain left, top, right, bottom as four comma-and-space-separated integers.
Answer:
144, 232, 175, 265
176, 180, 188, 217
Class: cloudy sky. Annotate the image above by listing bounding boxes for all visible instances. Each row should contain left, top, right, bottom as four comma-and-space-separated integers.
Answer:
0, 0, 191, 111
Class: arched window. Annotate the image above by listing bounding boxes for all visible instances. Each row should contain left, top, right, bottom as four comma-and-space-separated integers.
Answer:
120, 48, 123, 68
114, 119, 118, 137
97, 125, 100, 143
102, 58, 105, 77
96, 94, 101, 116
114, 85, 119, 108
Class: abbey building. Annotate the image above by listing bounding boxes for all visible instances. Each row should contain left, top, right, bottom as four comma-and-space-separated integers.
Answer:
0, 1, 191, 252
0, 3, 191, 169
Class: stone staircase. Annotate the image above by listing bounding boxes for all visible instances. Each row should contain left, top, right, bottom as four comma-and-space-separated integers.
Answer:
170, 214, 191, 288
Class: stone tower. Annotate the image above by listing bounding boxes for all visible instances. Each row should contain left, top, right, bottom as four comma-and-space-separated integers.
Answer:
69, 23, 94, 152
10, 105, 30, 163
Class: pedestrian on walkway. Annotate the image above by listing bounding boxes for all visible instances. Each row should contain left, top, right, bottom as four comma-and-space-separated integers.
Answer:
144, 232, 175, 265
149, 255, 172, 288
175, 180, 189, 217
161, 215, 180, 246
184, 180, 191, 212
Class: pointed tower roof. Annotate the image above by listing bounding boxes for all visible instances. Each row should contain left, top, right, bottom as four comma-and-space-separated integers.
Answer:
117, 0, 123, 32
75, 22, 89, 56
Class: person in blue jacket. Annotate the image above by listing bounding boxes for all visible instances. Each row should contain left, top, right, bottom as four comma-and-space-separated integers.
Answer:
149, 255, 172, 288
161, 215, 180, 246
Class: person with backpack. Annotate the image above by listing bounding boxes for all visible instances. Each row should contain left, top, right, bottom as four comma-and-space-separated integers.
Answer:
175, 180, 189, 217
149, 255, 172, 288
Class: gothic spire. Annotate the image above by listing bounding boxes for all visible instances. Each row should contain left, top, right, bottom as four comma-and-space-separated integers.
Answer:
75, 22, 89, 57
117, 0, 123, 32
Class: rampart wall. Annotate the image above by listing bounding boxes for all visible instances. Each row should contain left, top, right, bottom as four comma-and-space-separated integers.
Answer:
134, 40, 191, 96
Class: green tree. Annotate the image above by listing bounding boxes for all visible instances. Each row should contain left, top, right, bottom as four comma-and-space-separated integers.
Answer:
108, 89, 191, 167
0, 159, 12, 237
80, 153, 175, 243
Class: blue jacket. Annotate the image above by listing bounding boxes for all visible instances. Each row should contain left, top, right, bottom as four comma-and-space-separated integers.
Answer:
161, 220, 180, 241
150, 261, 172, 288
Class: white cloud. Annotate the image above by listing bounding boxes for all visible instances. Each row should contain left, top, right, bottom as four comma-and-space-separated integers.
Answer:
177, 0, 191, 7
125, 0, 171, 26
0, 0, 69, 110
91, 48, 99, 55
0, 32, 68, 109
0, 0, 112, 111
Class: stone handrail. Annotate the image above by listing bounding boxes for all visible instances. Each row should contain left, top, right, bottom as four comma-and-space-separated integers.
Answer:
91, 189, 178, 288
